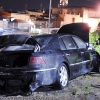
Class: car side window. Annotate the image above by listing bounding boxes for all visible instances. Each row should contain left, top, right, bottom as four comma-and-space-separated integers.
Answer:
59, 38, 66, 50
72, 36, 86, 49
62, 36, 76, 49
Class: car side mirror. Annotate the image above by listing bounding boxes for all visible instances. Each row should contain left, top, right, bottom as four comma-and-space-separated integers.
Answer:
87, 43, 94, 50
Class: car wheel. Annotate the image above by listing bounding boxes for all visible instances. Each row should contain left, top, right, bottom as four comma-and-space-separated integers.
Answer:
92, 52, 100, 72
56, 63, 69, 89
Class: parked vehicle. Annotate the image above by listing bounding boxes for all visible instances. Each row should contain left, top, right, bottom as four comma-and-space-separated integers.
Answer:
0, 23, 99, 95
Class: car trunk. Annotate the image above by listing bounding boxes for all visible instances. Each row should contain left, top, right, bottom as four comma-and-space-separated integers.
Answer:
0, 52, 31, 68
0, 34, 39, 68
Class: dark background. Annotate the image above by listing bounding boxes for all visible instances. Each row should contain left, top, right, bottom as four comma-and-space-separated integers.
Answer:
0, 0, 99, 11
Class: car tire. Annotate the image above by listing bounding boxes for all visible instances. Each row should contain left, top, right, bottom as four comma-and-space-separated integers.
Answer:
55, 63, 69, 89
92, 52, 100, 72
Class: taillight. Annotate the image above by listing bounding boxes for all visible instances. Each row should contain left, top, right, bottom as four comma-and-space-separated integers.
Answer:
29, 56, 45, 65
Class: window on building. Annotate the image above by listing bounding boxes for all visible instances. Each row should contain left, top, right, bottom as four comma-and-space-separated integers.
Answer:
75, 12, 80, 15
72, 18, 75, 23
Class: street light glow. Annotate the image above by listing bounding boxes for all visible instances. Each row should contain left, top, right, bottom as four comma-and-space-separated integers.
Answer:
48, 0, 52, 34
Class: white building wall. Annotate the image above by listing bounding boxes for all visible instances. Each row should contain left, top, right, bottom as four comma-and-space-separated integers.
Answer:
83, 9, 99, 32
11, 13, 30, 21
64, 14, 82, 24
0, 20, 8, 28
63, 8, 99, 32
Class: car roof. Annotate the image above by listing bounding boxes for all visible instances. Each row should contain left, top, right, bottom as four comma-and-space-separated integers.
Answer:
32, 33, 72, 38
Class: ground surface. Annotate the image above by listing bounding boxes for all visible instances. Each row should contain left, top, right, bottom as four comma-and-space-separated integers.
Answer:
0, 73, 100, 100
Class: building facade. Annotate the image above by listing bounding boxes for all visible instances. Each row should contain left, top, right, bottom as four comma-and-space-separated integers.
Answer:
52, 7, 100, 32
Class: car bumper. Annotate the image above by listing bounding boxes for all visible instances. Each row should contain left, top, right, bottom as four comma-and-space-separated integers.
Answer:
0, 67, 56, 88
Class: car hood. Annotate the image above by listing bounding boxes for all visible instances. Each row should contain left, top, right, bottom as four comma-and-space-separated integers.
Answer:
57, 23, 90, 42
0, 34, 39, 52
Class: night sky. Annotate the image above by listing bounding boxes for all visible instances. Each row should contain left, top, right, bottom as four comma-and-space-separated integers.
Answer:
0, 0, 99, 11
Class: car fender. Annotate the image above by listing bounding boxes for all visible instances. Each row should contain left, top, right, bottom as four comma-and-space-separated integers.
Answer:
54, 54, 71, 80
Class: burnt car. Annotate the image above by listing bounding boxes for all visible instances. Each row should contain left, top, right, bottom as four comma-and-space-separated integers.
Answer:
0, 23, 99, 95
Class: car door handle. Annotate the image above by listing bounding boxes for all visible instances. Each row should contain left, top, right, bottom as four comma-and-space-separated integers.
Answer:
81, 52, 84, 55
66, 54, 70, 56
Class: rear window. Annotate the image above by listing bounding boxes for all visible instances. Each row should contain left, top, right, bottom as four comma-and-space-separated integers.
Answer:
33, 35, 53, 46
0, 34, 38, 47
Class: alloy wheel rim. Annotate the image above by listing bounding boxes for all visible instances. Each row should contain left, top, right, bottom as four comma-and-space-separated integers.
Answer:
59, 66, 68, 87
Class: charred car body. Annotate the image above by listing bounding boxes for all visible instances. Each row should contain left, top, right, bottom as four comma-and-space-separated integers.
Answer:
0, 23, 99, 95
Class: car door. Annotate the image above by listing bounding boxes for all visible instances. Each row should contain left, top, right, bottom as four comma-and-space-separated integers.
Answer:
72, 36, 92, 74
59, 35, 83, 78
